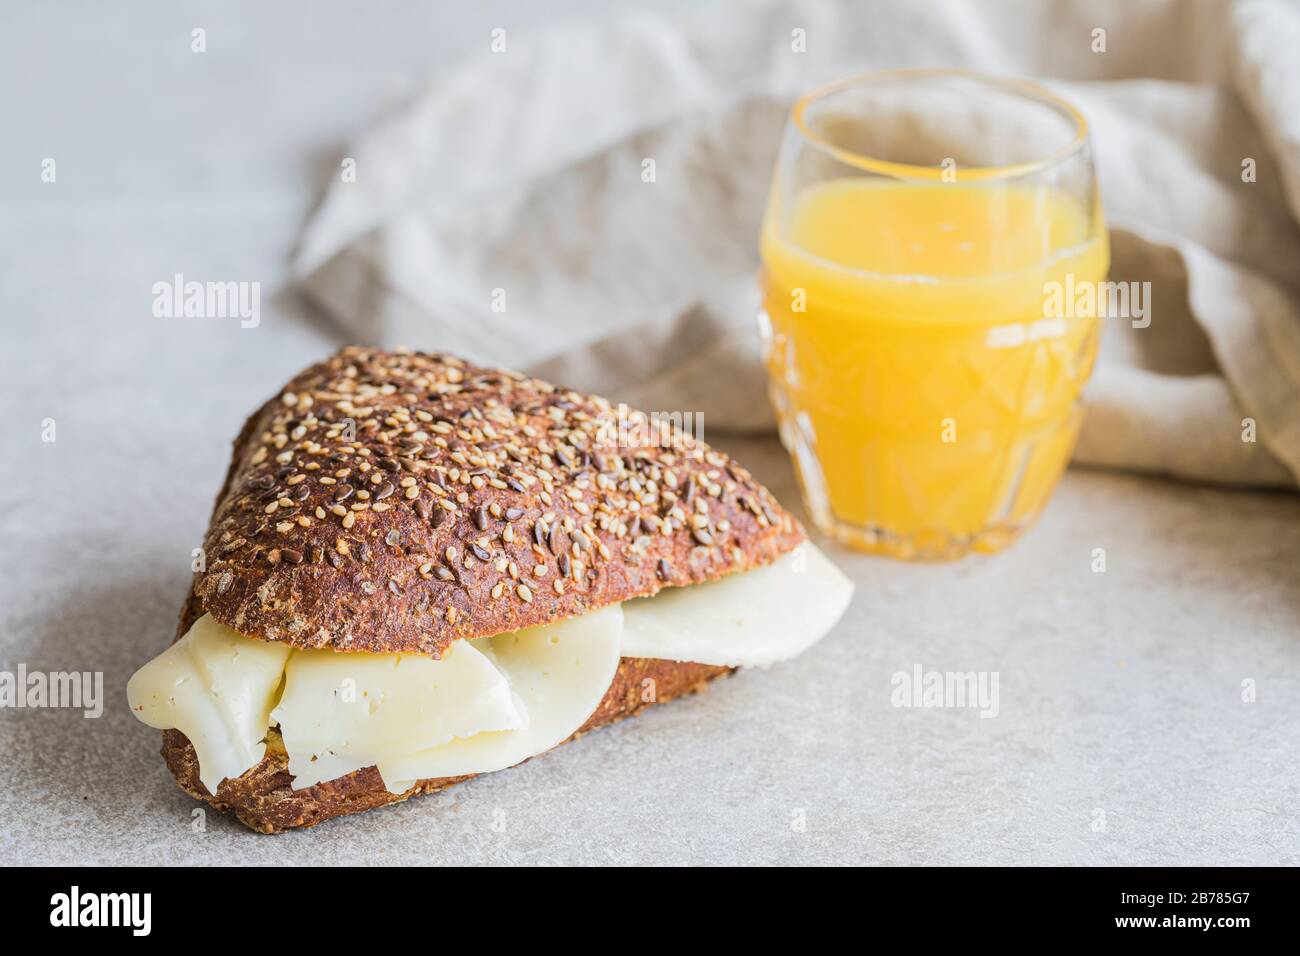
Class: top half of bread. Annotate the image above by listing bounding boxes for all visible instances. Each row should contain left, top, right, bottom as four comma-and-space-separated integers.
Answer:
189, 346, 803, 657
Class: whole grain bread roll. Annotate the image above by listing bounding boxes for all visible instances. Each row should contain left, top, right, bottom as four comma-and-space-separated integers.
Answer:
157, 346, 804, 832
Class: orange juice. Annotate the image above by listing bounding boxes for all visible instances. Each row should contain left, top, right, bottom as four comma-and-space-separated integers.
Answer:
760, 180, 1108, 558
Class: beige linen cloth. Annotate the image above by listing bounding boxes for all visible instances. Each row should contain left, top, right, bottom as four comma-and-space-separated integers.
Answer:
293, 0, 1300, 489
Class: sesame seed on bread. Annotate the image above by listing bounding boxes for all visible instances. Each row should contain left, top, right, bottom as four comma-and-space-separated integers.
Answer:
190, 346, 804, 656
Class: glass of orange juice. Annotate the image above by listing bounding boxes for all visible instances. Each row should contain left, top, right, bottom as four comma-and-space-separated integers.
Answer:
759, 69, 1108, 560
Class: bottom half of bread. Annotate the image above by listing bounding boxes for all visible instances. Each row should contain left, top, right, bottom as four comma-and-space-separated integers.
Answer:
160, 657, 732, 833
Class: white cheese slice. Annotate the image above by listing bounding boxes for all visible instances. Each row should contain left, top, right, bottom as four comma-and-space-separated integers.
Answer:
271, 638, 524, 790
127, 546, 852, 794
126, 614, 291, 794
380, 603, 623, 791
619, 543, 854, 667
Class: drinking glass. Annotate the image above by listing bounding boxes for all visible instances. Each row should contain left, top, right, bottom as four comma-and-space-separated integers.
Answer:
758, 69, 1107, 559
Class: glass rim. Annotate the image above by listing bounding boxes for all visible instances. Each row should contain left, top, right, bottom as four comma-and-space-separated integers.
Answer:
791, 68, 1091, 181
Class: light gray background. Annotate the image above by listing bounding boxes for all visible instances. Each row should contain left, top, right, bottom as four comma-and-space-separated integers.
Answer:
1, 1, 1297, 865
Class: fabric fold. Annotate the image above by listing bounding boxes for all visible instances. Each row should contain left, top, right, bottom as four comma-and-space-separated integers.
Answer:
294, 0, 1300, 489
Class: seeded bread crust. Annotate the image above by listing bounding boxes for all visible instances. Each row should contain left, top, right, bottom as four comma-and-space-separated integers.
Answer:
191, 346, 802, 656
155, 346, 803, 832
161, 658, 731, 834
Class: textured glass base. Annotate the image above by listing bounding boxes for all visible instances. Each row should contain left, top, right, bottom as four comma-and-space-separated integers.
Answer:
758, 292, 1097, 562
772, 379, 1070, 562
804, 508, 1034, 561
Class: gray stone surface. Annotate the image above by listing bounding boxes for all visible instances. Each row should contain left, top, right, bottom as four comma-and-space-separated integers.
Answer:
1, 0, 1297, 865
